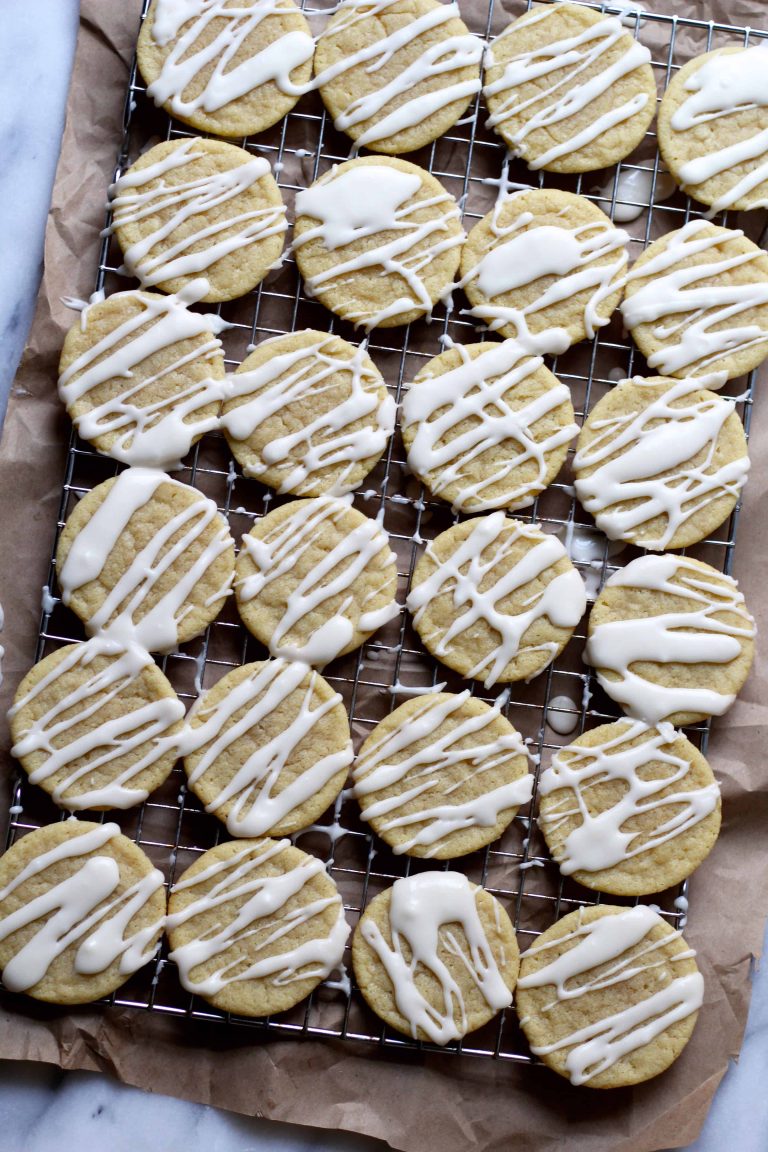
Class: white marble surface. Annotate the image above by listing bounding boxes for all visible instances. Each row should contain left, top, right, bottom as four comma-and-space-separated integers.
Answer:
0, 0, 766, 1148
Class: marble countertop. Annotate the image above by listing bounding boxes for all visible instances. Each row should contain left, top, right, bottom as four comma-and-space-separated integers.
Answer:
0, 1, 765, 1148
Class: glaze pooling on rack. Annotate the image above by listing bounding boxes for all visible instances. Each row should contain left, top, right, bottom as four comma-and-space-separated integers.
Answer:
180, 659, 353, 838
484, 6, 653, 169
108, 138, 287, 288
359, 871, 512, 1045
573, 376, 750, 550
585, 555, 756, 724
221, 334, 396, 495
313, 0, 483, 152
58, 467, 234, 653
166, 839, 349, 996
539, 720, 720, 876
293, 162, 464, 329
401, 339, 577, 512
58, 280, 228, 471
620, 220, 768, 378
517, 906, 703, 1085
665, 43, 768, 215
144, 0, 315, 119
0, 823, 164, 993
352, 690, 532, 856
9, 637, 185, 811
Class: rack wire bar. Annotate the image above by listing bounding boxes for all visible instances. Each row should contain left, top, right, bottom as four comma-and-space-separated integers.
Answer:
4, 0, 766, 1064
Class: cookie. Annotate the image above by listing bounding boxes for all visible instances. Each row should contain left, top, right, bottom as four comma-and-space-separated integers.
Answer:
658, 45, 768, 216
585, 554, 756, 726
58, 284, 227, 471
516, 905, 703, 1087
180, 658, 353, 837
109, 137, 287, 302
293, 155, 464, 329
401, 339, 577, 513
621, 220, 768, 381
56, 467, 235, 653
459, 189, 629, 350
352, 871, 519, 1044
484, 4, 656, 173
9, 638, 184, 812
166, 837, 349, 1016
313, 0, 483, 155
406, 514, 587, 688
137, 0, 314, 139
573, 375, 749, 551
539, 719, 721, 896
236, 496, 399, 666
352, 690, 532, 858
221, 329, 395, 497
0, 821, 165, 1004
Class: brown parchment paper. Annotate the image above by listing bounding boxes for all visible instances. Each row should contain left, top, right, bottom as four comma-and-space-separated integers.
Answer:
1, 2, 768, 1150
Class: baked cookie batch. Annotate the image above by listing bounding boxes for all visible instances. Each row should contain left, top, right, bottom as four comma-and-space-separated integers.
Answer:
3, 0, 766, 1092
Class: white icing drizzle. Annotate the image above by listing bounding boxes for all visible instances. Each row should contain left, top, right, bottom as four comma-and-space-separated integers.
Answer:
166, 838, 349, 995
0, 822, 164, 992
406, 514, 587, 688
539, 719, 720, 875
585, 554, 756, 723
518, 906, 703, 1085
597, 167, 677, 223
179, 658, 353, 837
108, 138, 287, 288
58, 467, 234, 653
546, 694, 579, 736
146, 0, 315, 119
485, 7, 652, 169
221, 334, 396, 495
237, 496, 399, 666
313, 0, 483, 152
668, 44, 768, 216
293, 163, 463, 330
9, 638, 185, 810
58, 280, 228, 471
573, 376, 750, 550
460, 203, 628, 346
353, 691, 532, 855
360, 871, 512, 1044
401, 339, 577, 512
620, 220, 768, 377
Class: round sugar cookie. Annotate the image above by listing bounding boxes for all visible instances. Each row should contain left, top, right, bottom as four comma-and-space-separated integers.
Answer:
352, 871, 519, 1044
110, 137, 287, 302
573, 375, 749, 551
10, 638, 184, 812
166, 837, 349, 1016
538, 718, 721, 896
293, 155, 464, 329
0, 821, 165, 1004
620, 221, 768, 382
585, 554, 756, 727
406, 514, 587, 688
459, 189, 629, 349
235, 496, 399, 666
137, 0, 314, 139
181, 658, 353, 837
483, 3, 656, 173
58, 286, 226, 470
352, 690, 532, 858
221, 329, 395, 497
313, 0, 482, 155
516, 905, 703, 1088
401, 340, 577, 513
658, 45, 768, 216
56, 468, 235, 653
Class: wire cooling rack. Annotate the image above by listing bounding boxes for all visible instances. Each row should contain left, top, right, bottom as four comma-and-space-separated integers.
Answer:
4, 0, 768, 1064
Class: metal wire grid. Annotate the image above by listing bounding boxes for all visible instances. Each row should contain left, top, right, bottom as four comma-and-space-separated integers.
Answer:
4, 0, 767, 1063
